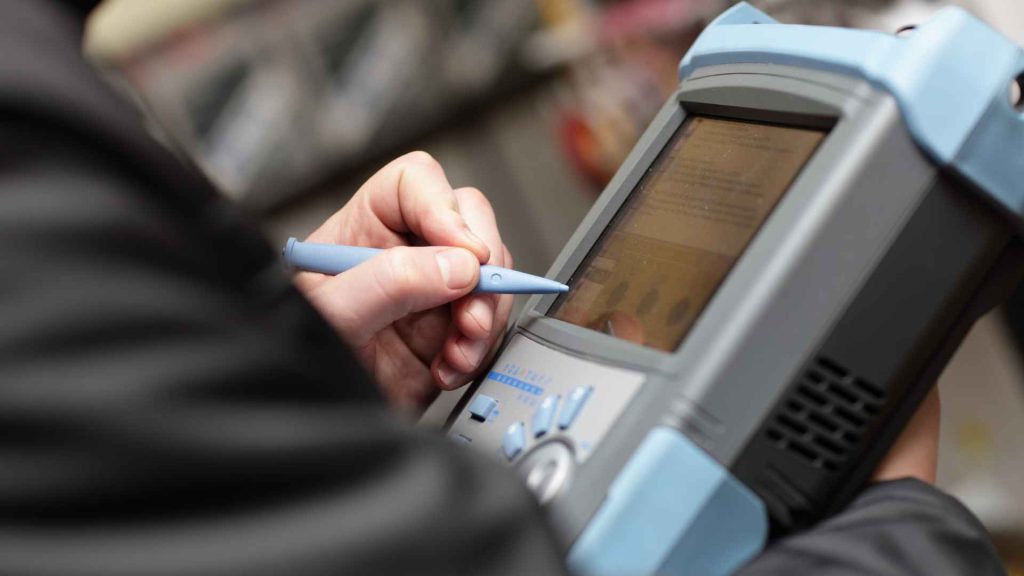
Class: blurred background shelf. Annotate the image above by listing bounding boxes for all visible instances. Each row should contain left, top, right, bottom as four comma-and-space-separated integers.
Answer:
87, 0, 1024, 569
89, 0, 683, 212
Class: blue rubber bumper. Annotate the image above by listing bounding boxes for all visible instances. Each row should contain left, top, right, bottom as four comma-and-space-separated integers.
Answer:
567, 427, 768, 576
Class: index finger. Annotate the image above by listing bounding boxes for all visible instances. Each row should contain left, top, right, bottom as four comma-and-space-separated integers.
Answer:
358, 151, 490, 262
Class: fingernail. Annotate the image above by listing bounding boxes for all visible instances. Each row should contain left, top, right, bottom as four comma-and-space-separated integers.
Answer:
466, 298, 494, 333
437, 362, 462, 389
436, 249, 477, 290
458, 337, 491, 370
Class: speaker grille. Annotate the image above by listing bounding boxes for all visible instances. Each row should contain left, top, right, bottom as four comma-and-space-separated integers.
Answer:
764, 356, 886, 472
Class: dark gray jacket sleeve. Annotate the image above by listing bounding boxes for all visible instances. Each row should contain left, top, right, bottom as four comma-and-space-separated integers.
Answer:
740, 478, 1006, 576
0, 123, 568, 576
0, 2, 567, 575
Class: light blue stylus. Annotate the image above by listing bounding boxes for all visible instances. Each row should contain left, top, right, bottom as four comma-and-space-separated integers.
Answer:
283, 238, 569, 294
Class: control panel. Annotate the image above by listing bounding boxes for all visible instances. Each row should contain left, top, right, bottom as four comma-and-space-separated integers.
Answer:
448, 334, 644, 502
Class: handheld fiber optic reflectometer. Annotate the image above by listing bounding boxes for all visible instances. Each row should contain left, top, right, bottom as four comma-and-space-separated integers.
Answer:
424, 3, 1024, 575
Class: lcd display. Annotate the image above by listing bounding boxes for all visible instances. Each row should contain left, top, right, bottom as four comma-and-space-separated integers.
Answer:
548, 115, 827, 352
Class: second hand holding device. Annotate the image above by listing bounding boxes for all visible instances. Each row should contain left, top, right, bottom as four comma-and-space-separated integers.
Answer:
283, 237, 569, 295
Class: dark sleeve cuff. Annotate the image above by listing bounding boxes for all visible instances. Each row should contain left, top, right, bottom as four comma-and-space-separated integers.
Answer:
738, 479, 1006, 576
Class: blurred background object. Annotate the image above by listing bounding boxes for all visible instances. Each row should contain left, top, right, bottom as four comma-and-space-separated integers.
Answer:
87, 0, 718, 213
86, 0, 1024, 570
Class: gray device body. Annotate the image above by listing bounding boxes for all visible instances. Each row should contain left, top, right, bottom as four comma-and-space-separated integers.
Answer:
428, 62, 1023, 552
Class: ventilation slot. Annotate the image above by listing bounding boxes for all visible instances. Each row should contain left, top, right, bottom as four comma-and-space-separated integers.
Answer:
764, 356, 886, 473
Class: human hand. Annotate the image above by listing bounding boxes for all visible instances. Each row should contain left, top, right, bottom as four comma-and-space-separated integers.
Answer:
294, 152, 514, 409
872, 387, 940, 484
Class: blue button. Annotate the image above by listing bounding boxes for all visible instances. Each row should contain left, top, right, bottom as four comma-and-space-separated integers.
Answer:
532, 395, 560, 438
467, 395, 498, 422
503, 422, 526, 460
558, 386, 593, 430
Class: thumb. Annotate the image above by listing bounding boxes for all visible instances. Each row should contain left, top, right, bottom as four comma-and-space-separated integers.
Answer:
305, 246, 479, 347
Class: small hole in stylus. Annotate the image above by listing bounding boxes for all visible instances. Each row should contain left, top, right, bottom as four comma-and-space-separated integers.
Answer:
895, 25, 917, 37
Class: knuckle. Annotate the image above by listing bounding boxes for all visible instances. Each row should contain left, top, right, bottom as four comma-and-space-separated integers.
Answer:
377, 247, 419, 307
458, 186, 485, 202
457, 186, 492, 212
401, 150, 441, 171
385, 246, 418, 285
396, 152, 459, 215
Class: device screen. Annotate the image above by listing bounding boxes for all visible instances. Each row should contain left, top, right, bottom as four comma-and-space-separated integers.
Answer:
548, 115, 827, 352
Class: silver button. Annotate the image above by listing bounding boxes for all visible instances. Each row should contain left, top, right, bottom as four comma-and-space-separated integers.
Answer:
516, 440, 575, 504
